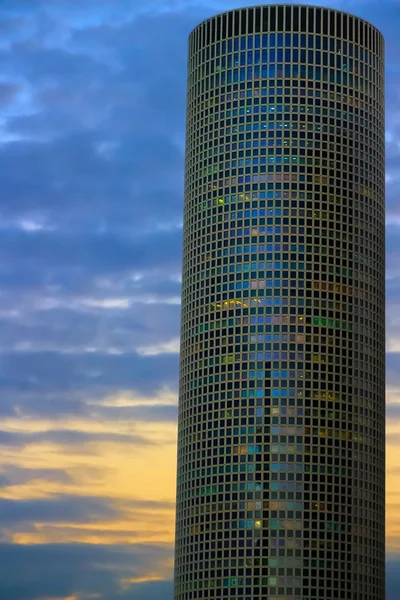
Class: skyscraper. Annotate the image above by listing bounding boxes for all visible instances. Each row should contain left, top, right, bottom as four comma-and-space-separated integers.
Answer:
174, 5, 385, 600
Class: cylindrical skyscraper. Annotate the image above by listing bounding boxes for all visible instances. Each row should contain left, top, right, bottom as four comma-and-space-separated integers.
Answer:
175, 6, 385, 600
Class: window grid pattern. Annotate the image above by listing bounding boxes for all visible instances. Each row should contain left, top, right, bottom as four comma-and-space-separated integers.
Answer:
175, 5, 385, 600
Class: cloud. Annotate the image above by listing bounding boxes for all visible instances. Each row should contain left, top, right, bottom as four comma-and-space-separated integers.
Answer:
117, 580, 174, 600
0, 0, 398, 599
0, 429, 155, 449
387, 557, 400, 600
0, 81, 20, 106
136, 338, 180, 357
0, 542, 173, 600
0, 495, 117, 525
0, 352, 179, 399
0, 465, 72, 488
387, 404, 400, 420
387, 433, 400, 446
98, 404, 178, 423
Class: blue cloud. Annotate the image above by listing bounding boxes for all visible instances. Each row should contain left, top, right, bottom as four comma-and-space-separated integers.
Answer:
387, 558, 400, 600
0, 351, 179, 396
0, 495, 118, 524
0, 0, 398, 598
0, 542, 173, 600
119, 580, 174, 600
0, 465, 72, 487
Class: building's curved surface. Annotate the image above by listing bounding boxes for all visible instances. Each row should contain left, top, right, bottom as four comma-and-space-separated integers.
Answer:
174, 6, 385, 600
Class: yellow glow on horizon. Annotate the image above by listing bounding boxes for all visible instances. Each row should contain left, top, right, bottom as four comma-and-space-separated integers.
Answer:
92, 388, 178, 408
123, 576, 164, 584
0, 386, 397, 560
0, 433, 177, 504
42, 596, 80, 600
0, 392, 178, 549
12, 529, 174, 546
386, 411, 400, 551
0, 415, 177, 437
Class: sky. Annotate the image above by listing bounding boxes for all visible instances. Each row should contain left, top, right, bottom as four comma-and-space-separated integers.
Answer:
0, 0, 398, 598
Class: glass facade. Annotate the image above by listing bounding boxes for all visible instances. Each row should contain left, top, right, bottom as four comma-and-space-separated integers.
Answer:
175, 5, 385, 600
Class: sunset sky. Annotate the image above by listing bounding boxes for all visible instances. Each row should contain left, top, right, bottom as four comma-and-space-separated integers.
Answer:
0, 0, 399, 598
